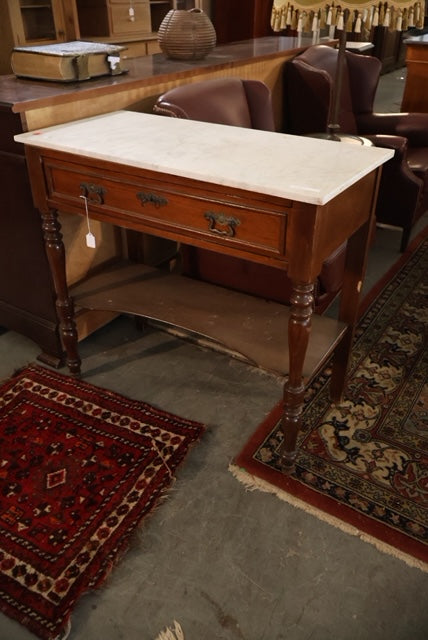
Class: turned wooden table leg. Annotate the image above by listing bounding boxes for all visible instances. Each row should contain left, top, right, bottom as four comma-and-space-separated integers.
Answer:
279, 281, 314, 470
41, 208, 81, 376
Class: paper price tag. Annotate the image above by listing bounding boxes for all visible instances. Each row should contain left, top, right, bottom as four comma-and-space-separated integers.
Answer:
107, 55, 121, 71
86, 232, 96, 249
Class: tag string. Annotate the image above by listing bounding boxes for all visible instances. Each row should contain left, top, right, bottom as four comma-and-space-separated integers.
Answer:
80, 194, 93, 235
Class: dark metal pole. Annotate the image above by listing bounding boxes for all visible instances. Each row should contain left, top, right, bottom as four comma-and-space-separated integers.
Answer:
328, 8, 349, 140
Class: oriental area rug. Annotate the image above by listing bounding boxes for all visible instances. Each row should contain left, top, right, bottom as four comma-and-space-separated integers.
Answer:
231, 230, 428, 572
0, 365, 205, 640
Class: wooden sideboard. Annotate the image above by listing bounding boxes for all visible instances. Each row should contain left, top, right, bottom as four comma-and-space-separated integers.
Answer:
401, 34, 428, 112
15, 111, 392, 465
0, 35, 319, 365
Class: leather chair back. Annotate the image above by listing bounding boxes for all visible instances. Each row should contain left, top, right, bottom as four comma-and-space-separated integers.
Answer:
284, 45, 362, 135
154, 77, 275, 131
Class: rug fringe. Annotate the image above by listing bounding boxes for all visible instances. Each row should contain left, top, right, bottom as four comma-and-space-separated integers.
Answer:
154, 620, 184, 640
54, 619, 71, 640
229, 463, 428, 574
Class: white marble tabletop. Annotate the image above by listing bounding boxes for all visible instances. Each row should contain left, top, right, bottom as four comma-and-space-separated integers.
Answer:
15, 110, 393, 206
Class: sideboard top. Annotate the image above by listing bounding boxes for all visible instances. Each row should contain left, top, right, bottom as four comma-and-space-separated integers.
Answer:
0, 36, 315, 114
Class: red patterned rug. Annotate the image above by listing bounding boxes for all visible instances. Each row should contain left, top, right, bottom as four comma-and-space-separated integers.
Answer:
231, 229, 428, 572
0, 365, 204, 639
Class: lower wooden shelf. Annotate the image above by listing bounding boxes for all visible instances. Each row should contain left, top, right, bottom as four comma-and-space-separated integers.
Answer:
72, 261, 347, 379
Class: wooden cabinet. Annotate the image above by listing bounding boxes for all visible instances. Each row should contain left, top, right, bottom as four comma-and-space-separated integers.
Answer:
0, 106, 63, 362
212, 0, 272, 45
75, 1, 203, 38
5, 0, 69, 43
77, 1, 151, 38
0, 2, 204, 73
0, 0, 79, 74
76, 1, 201, 57
401, 35, 428, 112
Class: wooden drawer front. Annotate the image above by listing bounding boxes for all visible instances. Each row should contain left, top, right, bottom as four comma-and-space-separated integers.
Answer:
146, 39, 162, 55
121, 41, 149, 58
46, 162, 288, 258
109, 1, 151, 35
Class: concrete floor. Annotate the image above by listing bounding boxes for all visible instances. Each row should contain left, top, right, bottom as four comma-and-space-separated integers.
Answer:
1, 69, 428, 640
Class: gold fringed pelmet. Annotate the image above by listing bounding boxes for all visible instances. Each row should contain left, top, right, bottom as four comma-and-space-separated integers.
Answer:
271, 1, 425, 34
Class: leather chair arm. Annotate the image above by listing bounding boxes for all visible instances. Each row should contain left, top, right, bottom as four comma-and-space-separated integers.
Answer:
363, 133, 408, 156
364, 133, 422, 230
357, 113, 428, 146
242, 79, 275, 131
364, 133, 422, 187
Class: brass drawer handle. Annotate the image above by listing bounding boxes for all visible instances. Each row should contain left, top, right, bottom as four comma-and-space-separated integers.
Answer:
80, 182, 106, 205
137, 192, 168, 208
204, 211, 241, 237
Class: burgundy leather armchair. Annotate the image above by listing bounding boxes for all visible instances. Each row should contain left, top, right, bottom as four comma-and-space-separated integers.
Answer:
154, 77, 346, 313
154, 77, 276, 131
283, 44, 428, 251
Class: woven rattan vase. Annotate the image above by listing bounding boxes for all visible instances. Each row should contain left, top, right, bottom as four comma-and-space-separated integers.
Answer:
158, 9, 216, 61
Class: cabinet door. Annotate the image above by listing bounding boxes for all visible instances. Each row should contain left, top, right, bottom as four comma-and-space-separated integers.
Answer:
7, 0, 67, 45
